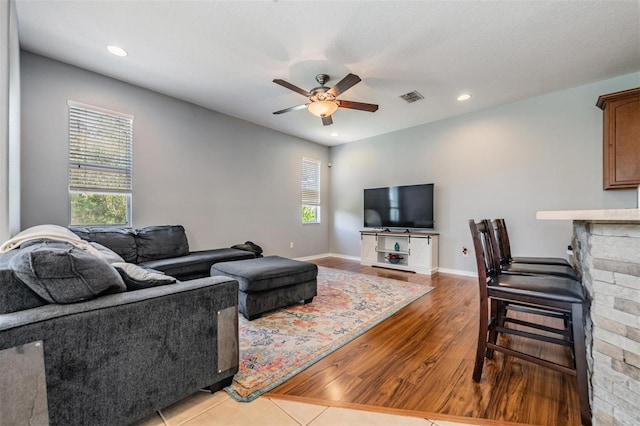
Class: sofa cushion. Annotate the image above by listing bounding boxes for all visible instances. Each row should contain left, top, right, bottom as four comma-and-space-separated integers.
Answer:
9, 241, 126, 304
0, 249, 46, 313
70, 226, 137, 263
135, 225, 189, 263
138, 248, 256, 280
112, 262, 176, 290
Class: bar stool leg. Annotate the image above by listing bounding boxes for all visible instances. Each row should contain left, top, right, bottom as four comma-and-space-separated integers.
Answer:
486, 299, 500, 359
473, 295, 489, 382
571, 302, 591, 426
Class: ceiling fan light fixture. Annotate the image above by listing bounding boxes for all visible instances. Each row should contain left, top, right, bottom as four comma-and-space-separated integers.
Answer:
307, 101, 339, 118
272, 73, 377, 124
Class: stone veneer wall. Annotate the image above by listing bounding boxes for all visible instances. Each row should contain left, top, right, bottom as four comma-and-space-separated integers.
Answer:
573, 221, 640, 425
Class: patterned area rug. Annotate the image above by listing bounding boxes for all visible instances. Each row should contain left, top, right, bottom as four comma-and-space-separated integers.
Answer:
225, 266, 434, 402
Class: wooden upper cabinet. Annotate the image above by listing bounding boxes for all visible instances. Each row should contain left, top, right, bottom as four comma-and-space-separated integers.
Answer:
596, 87, 640, 190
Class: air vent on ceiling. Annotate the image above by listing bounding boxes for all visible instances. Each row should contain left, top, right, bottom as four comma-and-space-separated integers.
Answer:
400, 90, 424, 103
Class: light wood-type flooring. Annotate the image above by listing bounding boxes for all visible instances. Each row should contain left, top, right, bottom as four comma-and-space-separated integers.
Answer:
265, 257, 582, 426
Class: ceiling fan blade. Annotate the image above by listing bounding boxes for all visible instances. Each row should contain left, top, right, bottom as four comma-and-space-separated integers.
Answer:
322, 115, 333, 126
273, 79, 311, 97
273, 104, 308, 115
327, 73, 361, 97
338, 100, 379, 112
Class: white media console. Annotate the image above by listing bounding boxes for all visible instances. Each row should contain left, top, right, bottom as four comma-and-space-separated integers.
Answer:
360, 230, 439, 275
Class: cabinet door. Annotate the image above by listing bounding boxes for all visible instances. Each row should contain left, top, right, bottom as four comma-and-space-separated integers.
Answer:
598, 88, 640, 189
408, 236, 433, 270
360, 234, 377, 264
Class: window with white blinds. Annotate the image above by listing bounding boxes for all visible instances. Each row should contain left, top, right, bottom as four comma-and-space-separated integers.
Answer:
302, 157, 321, 224
68, 101, 133, 226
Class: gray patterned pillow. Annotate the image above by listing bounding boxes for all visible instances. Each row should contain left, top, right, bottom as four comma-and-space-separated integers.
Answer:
9, 241, 126, 304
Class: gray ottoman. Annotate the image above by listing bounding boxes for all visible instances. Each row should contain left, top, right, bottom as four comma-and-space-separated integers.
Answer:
210, 256, 318, 320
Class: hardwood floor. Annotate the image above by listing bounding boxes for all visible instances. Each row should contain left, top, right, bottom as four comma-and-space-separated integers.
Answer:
265, 257, 582, 426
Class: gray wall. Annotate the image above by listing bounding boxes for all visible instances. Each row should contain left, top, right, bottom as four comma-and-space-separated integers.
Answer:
16, 50, 640, 273
0, 0, 21, 242
20, 52, 329, 257
329, 72, 640, 275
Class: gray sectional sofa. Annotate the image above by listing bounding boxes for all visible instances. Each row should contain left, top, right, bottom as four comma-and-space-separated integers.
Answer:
0, 224, 252, 425
70, 224, 257, 280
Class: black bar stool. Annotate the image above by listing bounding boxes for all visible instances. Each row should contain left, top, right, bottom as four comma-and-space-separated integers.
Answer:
494, 218, 571, 266
469, 219, 591, 426
489, 219, 578, 279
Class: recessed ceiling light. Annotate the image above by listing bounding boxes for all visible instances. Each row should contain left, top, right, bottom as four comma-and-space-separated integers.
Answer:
457, 94, 472, 101
331, 132, 339, 137
107, 45, 128, 57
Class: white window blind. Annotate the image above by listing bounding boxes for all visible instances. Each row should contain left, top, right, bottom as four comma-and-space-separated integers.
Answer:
302, 157, 321, 224
68, 102, 133, 194
302, 157, 321, 206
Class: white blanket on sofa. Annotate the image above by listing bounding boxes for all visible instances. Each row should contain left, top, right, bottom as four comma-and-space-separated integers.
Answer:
0, 224, 100, 256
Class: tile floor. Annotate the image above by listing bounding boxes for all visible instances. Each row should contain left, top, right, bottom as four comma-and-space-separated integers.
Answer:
132, 390, 482, 426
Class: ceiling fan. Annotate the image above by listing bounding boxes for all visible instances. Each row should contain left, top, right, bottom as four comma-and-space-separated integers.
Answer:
272, 73, 378, 126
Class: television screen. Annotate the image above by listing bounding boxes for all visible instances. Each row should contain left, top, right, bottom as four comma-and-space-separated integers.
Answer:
363, 183, 434, 229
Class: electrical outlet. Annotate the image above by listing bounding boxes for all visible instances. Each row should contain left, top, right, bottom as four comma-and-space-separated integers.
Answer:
462, 247, 468, 257
290, 242, 294, 249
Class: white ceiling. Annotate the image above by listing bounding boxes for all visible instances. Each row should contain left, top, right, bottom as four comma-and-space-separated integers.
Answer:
15, 0, 640, 146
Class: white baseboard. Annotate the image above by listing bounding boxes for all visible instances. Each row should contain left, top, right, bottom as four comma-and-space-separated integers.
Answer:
437, 267, 477, 277
294, 253, 331, 261
327, 253, 360, 261
295, 253, 360, 262
295, 254, 477, 278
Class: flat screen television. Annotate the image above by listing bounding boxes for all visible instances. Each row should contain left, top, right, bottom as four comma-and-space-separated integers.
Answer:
363, 183, 434, 229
